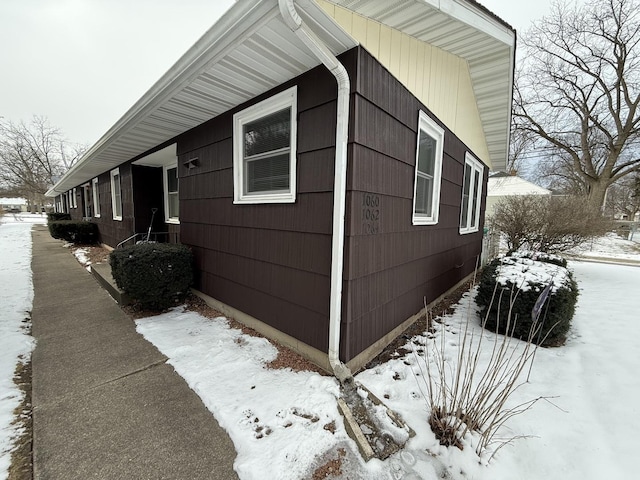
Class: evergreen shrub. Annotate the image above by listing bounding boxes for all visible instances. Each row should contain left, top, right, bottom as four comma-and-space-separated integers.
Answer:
475, 253, 578, 346
48, 220, 99, 244
109, 243, 193, 311
47, 212, 71, 221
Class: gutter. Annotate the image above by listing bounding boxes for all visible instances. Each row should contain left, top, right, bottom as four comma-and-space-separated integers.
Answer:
278, 0, 352, 382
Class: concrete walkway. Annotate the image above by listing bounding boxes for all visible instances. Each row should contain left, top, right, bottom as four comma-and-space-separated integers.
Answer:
30, 225, 238, 479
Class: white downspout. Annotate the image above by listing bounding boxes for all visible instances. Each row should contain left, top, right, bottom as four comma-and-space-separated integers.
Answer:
278, 0, 352, 382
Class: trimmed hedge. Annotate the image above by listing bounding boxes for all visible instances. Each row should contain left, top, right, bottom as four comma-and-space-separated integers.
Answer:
48, 220, 99, 244
109, 243, 193, 311
475, 254, 578, 346
47, 212, 71, 221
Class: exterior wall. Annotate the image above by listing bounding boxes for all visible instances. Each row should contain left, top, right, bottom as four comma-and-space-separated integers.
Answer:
89, 166, 135, 248
175, 51, 358, 353
340, 48, 488, 361
317, 0, 491, 167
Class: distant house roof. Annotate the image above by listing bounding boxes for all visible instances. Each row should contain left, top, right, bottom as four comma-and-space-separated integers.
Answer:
487, 174, 551, 196
46, 0, 515, 197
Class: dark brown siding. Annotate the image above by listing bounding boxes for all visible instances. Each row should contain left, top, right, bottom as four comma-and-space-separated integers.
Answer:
341, 48, 488, 361
176, 50, 358, 351
89, 166, 135, 247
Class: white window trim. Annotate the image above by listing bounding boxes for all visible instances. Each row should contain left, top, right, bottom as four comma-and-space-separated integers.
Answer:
92, 178, 101, 217
110, 168, 122, 221
412, 111, 445, 225
71, 188, 77, 208
163, 164, 180, 224
233, 86, 297, 204
459, 152, 484, 234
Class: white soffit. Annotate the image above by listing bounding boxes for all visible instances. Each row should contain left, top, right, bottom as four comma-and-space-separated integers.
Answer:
47, 0, 356, 196
46, 0, 513, 196
327, 0, 515, 171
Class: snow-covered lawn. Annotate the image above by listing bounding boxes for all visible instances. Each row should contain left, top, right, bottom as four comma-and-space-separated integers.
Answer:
134, 260, 639, 479
0, 213, 45, 478
1, 216, 638, 479
568, 231, 640, 261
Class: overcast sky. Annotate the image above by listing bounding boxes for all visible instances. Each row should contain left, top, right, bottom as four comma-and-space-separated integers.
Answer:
0, 0, 556, 148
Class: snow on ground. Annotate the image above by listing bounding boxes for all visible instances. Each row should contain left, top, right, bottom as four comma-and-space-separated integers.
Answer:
568, 232, 640, 261
136, 256, 640, 478
0, 213, 45, 478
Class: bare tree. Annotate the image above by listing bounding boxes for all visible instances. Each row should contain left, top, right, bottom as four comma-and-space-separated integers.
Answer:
606, 173, 640, 219
0, 116, 85, 211
514, 0, 640, 210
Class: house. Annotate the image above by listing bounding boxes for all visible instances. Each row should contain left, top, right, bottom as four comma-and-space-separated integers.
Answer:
486, 172, 551, 217
46, 0, 515, 375
1, 197, 28, 213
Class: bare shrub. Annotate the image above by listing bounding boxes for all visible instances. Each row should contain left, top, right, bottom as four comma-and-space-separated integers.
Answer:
490, 195, 613, 254
411, 287, 557, 462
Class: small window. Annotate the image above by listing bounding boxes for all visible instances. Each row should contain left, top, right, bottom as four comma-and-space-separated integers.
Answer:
412, 111, 444, 225
92, 178, 101, 217
71, 188, 77, 208
110, 168, 122, 221
460, 153, 484, 234
233, 86, 297, 204
163, 165, 179, 223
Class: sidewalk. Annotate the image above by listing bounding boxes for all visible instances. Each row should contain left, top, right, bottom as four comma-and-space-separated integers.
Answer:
30, 225, 238, 479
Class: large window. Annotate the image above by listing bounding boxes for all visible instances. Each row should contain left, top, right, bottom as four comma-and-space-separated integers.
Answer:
412, 111, 444, 225
459, 153, 484, 234
233, 86, 297, 204
92, 178, 100, 217
163, 164, 179, 223
110, 168, 122, 221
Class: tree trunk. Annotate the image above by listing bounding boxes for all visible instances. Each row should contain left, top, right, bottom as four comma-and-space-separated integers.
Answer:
586, 180, 610, 213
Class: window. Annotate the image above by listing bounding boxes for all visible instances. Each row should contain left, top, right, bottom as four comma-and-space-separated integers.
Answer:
110, 168, 122, 221
82, 183, 92, 218
412, 111, 444, 225
233, 86, 297, 204
163, 164, 179, 223
92, 178, 101, 217
459, 153, 484, 234
71, 188, 77, 208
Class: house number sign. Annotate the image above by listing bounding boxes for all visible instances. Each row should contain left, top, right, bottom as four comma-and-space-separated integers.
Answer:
362, 193, 380, 234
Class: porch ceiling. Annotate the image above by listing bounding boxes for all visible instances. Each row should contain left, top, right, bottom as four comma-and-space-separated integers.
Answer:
46, 0, 514, 197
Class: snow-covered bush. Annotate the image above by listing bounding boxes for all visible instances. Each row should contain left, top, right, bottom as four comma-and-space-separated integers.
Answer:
110, 243, 193, 311
475, 252, 578, 346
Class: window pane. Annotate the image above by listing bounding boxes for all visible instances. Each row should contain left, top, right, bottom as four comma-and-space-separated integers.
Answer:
168, 192, 179, 218
417, 130, 436, 177
167, 167, 178, 193
244, 108, 291, 157
246, 153, 290, 193
460, 164, 471, 228
415, 174, 433, 215
471, 170, 480, 227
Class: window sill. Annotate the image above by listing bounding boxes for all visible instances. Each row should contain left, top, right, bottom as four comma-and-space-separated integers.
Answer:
112, 216, 122, 221
165, 218, 180, 225
412, 216, 438, 226
234, 193, 295, 204
459, 227, 479, 235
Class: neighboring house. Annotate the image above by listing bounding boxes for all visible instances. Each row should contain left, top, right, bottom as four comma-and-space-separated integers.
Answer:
486, 172, 551, 217
45, 0, 515, 374
0, 197, 28, 213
